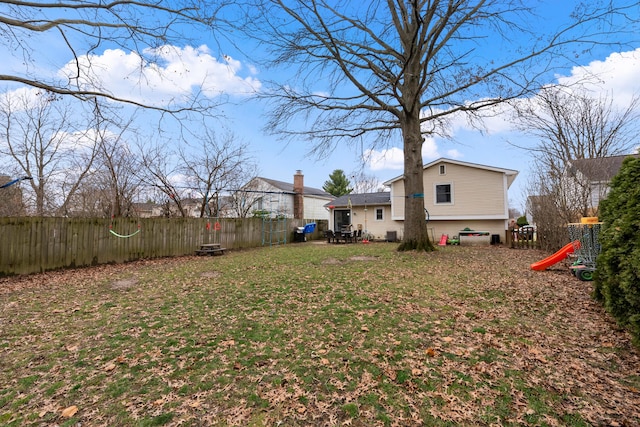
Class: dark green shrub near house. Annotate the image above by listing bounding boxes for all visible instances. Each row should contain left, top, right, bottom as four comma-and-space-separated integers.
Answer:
595, 156, 640, 345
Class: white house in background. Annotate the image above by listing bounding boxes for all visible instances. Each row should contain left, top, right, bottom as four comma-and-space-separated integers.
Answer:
131, 202, 165, 218
565, 154, 639, 214
326, 158, 518, 243
241, 171, 334, 220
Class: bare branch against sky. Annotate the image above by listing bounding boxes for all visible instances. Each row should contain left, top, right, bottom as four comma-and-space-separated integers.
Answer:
241, 0, 640, 251
0, 0, 230, 113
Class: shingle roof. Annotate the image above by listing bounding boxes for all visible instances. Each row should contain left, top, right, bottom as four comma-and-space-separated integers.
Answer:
324, 192, 391, 208
257, 177, 333, 198
383, 158, 519, 187
570, 154, 640, 182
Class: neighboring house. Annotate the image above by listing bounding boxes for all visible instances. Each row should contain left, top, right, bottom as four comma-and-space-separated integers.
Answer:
325, 158, 518, 243
241, 171, 334, 220
132, 195, 236, 219
565, 154, 639, 214
181, 198, 204, 218
131, 202, 165, 218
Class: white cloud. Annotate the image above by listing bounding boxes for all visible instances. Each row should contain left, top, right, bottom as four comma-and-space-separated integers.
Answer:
422, 137, 439, 159
58, 45, 262, 107
433, 48, 640, 138
365, 136, 450, 171
365, 146, 402, 171
0, 87, 55, 111
446, 148, 463, 158
555, 48, 640, 108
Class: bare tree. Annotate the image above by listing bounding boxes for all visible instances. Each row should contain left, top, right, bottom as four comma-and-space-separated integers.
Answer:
135, 140, 188, 217
0, 175, 29, 216
514, 86, 640, 228
244, 0, 638, 251
80, 102, 142, 217
351, 171, 383, 194
0, 0, 228, 113
179, 128, 258, 218
0, 90, 99, 215
229, 188, 263, 218
524, 171, 570, 252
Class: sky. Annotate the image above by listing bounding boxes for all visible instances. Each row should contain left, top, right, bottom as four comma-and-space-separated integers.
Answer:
1, 1, 640, 212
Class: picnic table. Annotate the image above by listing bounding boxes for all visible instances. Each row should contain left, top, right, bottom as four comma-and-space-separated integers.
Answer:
195, 243, 226, 256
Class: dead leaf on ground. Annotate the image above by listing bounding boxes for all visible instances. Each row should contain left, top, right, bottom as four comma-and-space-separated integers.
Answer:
61, 405, 78, 417
39, 403, 56, 418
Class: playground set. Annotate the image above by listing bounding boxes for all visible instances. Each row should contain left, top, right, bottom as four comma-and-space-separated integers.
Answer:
530, 217, 602, 281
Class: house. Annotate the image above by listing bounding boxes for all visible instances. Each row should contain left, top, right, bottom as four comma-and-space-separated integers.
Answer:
565, 154, 639, 214
131, 202, 165, 218
132, 195, 237, 219
325, 158, 518, 243
241, 171, 334, 220
325, 192, 392, 240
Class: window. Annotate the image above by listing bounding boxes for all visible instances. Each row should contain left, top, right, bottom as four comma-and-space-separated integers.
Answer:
375, 207, 384, 221
435, 184, 452, 204
439, 164, 446, 175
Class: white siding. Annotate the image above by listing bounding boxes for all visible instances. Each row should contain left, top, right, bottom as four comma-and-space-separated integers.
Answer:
389, 161, 510, 220
304, 196, 331, 220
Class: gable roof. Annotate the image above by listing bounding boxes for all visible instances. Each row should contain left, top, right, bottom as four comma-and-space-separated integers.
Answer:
383, 158, 519, 188
252, 177, 333, 199
569, 154, 640, 182
324, 191, 391, 208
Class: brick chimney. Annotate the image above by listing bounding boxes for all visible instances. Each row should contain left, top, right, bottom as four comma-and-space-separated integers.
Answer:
293, 170, 304, 219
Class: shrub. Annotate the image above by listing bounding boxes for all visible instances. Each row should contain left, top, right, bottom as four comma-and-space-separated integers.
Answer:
595, 156, 640, 345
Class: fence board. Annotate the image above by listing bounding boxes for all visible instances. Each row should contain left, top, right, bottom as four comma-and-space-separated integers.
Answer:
508, 227, 539, 249
0, 217, 327, 276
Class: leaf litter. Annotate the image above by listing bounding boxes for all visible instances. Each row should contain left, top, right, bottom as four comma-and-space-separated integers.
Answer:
0, 244, 638, 426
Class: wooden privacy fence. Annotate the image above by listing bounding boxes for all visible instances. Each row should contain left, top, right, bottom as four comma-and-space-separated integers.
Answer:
0, 217, 327, 276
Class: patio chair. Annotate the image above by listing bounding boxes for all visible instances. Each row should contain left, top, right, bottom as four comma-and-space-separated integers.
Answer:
325, 230, 336, 243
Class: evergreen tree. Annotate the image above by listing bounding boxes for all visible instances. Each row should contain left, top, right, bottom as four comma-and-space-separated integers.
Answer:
595, 156, 640, 345
323, 170, 352, 197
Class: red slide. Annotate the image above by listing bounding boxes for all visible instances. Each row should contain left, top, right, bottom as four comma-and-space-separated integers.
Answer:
530, 241, 579, 271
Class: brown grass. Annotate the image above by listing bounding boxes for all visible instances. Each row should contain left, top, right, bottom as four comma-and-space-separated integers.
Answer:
0, 243, 638, 426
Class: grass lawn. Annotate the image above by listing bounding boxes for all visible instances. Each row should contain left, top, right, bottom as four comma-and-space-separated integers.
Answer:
0, 242, 638, 426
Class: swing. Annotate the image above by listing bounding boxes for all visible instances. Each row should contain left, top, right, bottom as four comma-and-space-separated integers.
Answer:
109, 227, 141, 238
109, 217, 141, 238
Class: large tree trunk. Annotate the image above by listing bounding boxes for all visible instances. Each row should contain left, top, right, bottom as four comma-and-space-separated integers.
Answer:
397, 112, 435, 252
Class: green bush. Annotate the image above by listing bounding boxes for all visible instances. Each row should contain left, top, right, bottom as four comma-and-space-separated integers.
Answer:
516, 216, 528, 227
595, 156, 640, 346
252, 209, 270, 218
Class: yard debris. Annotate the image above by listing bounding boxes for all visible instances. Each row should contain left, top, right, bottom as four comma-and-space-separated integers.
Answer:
61, 405, 78, 418
1, 246, 638, 426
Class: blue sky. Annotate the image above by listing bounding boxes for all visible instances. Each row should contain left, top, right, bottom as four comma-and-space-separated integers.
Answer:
1, 1, 639, 212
